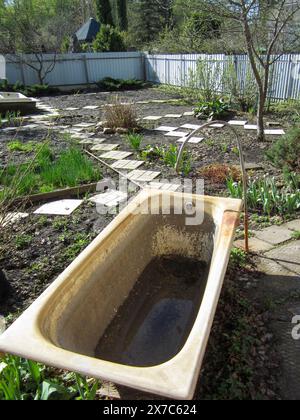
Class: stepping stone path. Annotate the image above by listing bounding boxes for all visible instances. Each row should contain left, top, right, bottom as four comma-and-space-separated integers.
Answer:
90, 144, 119, 152
127, 170, 161, 182
89, 190, 128, 208
111, 160, 145, 170
100, 151, 133, 160
34, 199, 83, 216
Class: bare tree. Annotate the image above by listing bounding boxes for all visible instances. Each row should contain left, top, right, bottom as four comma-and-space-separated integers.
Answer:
203, 0, 300, 140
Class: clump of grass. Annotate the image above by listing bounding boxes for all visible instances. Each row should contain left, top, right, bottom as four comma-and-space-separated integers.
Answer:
125, 133, 143, 151
7, 140, 40, 153
15, 234, 33, 250
199, 163, 241, 184
292, 231, 300, 240
104, 96, 138, 129
0, 146, 101, 197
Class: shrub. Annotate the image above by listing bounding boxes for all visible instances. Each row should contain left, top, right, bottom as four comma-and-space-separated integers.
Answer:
199, 164, 241, 184
104, 97, 138, 129
92, 25, 126, 52
265, 127, 300, 170
97, 77, 147, 91
194, 98, 230, 121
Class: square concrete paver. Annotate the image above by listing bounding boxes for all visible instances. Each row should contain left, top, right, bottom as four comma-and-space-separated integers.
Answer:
90, 144, 119, 152
234, 238, 274, 253
255, 225, 295, 245
284, 219, 300, 232
155, 126, 178, 132
244, 124, 258, 130
73, 123, 95, 128
100, 151, 133, 160
147, 182, 181, 192
165, 114, 182, 118
143, 116, 162, 121
80, 138, 105, 145
83, 106, 99, 110
183, 112, 194, 116
209, 123, 225, 128
264, 129, 285, 135
164, 131, 189, 137
264, 241, 300, 275
0, 212, 29, 227
128, 170, 161, 182
228, 120, 248, 126
34, 199, 83, 216
66, 107, 79, 111
111, 160, 144, 170
89, 190, 127, 208
180, 124, 202, 130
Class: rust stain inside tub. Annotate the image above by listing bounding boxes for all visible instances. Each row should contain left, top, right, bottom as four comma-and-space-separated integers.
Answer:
95, 255, 210, 367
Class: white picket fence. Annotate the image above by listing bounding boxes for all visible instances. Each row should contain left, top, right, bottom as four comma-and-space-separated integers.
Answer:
4, 52, 300, 100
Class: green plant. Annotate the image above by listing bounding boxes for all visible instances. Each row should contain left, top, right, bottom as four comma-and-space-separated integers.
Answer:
104, 96, 138, 129
92, 24, 125, 52
188, 59, 223, 102
125, 133, 143, 151
194, 98, 230, 121
230, 248, 247, 268
0, 355, 100, 400
266, 127, 300, 170
97, 77, 147, 91
15, 234, 33, 250
7, 140, 39, 153
292, 231, 300, 240
141, 145, 164, 162
227, 174, 300, 216
62, 233, 91, 261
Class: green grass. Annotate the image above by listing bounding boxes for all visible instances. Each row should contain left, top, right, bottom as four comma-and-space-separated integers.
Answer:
7, 140, 42, 153
125, 133, 143, 151
0, 145, 102, 198
292, 231, 300, 240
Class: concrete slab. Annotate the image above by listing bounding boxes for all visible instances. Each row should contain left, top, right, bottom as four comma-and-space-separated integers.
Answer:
143, 116, 162, 121
73, 123, 95, 128
265, 241, 300, 275
234, 237, 273, 253
79, 138, 105, 145
100, 151, 133, 160
83, 106, 99, 110
228, 120, 248, 126
90, 144, 119, 152
34, 199, 83, 216
155, 126, 178, 132
264, 129, 285, 135
177, 137, 204, 144
180, 124, 202, 130
147, 182, 181, 192
164, 131, 189, 137
89, 190, 127, 208
244, 124, 258, 130
111, 160, 145, 170
66, 107, 80, 111
128, 170, 161, 182
183, 112, 194, 116
255, 225, 294, 245
284, 219, 300, 232
165, 114, 182, 118
209, 123, 225, 128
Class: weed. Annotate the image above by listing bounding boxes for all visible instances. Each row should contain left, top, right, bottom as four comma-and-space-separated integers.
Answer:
230, 248, 247, 268
62, 233, 91, 261
125, 133, 143, 151
104, 96, 138, 129
194, 98, 230, 121
15, 234, 33, 250
292, 231, 300, 240
7, 140, 40, 153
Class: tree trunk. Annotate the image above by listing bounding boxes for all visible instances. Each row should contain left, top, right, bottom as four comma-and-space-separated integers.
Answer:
257, 91, 266, 141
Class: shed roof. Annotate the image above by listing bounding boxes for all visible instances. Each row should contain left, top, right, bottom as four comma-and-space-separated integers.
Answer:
75, 18, 100, 43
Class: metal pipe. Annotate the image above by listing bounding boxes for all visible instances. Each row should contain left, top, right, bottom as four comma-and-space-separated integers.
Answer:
175, 120, 249, 253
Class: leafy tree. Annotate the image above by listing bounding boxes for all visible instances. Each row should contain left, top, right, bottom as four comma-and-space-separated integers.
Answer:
96, 0, 114, 26
92, 24, 125, 51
